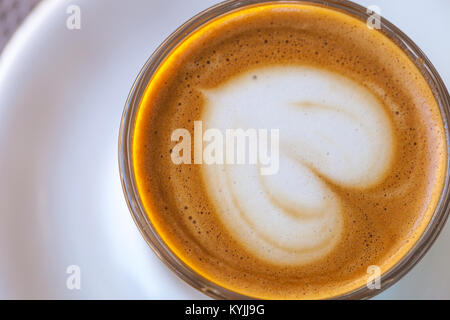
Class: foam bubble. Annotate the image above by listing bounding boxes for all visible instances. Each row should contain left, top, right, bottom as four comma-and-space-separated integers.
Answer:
201, 66, 394, 265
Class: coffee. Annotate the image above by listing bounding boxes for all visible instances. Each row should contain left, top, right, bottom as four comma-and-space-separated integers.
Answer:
132, 3, 447, 299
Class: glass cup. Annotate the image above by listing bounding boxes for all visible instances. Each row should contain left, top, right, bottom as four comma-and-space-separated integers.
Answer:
119, 0, 450, 299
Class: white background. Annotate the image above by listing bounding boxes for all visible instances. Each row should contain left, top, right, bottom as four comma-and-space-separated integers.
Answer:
0, 0, 449, 299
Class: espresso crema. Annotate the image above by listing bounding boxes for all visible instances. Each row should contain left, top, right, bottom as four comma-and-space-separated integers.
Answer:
132, 3, 447, 299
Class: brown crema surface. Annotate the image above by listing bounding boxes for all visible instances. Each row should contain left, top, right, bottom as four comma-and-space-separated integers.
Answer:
132, 3, 447, 299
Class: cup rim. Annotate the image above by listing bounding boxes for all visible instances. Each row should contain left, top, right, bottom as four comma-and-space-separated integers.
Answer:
119, 0, 450, 300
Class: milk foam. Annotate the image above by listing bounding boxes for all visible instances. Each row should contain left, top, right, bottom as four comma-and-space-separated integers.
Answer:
201, 66, 394, 265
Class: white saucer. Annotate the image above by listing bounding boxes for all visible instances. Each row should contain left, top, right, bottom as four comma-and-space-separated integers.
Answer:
0, 0, 449, 299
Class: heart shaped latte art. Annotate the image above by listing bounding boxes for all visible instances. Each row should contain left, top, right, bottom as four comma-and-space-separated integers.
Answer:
201, 66, 394, 265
